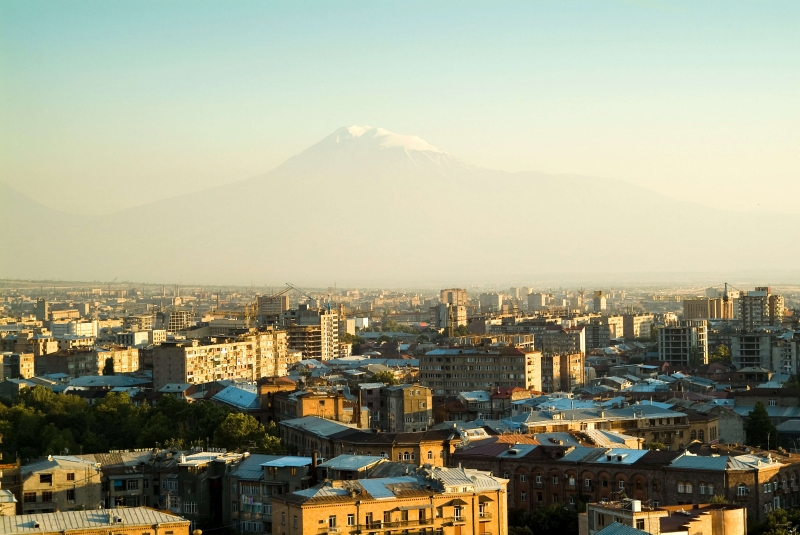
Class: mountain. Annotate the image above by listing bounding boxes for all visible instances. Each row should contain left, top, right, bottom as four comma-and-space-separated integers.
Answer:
1, 126, 797, 286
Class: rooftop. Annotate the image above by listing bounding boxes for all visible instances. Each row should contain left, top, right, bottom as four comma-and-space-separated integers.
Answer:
0, 508, 188, 535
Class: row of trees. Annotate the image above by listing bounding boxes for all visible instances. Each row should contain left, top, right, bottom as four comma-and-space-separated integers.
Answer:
0, 386, 283, 462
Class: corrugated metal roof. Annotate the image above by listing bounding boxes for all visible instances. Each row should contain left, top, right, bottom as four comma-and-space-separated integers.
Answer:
212, 385, 259, 410
595, 522, 650, 535
279, 416, 357, 437
318, 455, 385, 471
668, 454, 729, 471
261, 456, 312, 468
0, 508, 188, 534
359, 476, 418, 499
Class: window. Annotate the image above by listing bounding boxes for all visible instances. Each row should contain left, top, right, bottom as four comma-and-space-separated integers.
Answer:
504, 473, 510, 480
290, 468, 297, 476
520, 492, 526, 502
329, 516, 337, 528
42, 491, 53, 503
685, 482, 692, 493
40, 474, 53, 485
636, 520, 645, 530
770, 399, 777, 406
699, 483, 706, 495
233, 502, 238, 513
568, 477, 575, 487
553, 476, 559, 485
144, 479, 149, 490
127, 480, 139, 490
366, 513, 373, 525
552, 494, 558, 503
184, 502, 197, 514
708, 484, 714, 495
619, 481, 625, 489
678, 482, 685, 493
67, 489, 76, 502
601, 478, 608, 488
585, 478, 591, 488
398, 453, 403, 461
653, 481, 660, 491
454, 506, 462, 520
699, 430, 705, 441
520, 475, 527, 482
67, 473, 75, 481
535, 475, 542, 484
347, 514, 355, 526
690, 431, 697, 440
293, 515, 298, 528
765, 483, 771, 494
738, 484, 748, 496
428, 451, 433, 460
774, 481, 779, 491
23, 492, 36, 503
569, 495, 575, 505
479, 504, 486, 517
384, 512, 391, 523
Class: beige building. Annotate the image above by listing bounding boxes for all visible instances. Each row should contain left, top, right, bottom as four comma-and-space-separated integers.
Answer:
1, 352, 35, 379
740, 287, 784, 330
622, 313, 655, 339
580, 500, 746, 535
96, 346, 140, 374
16, 456, 102, 515
440, 288, 468, 306
259, 294, 291, 316
271, 465, 507, 535
283, 307, 339, 361
683, 298, 733, 320
420, 347, 542, 396
380, 384, 433, 433
0, 508, 189, 535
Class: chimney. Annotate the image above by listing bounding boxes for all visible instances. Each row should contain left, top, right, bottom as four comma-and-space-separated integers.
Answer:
311, 451, 319, 486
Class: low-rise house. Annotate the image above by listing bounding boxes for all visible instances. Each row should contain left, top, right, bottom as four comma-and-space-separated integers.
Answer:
0, 508, 189, 535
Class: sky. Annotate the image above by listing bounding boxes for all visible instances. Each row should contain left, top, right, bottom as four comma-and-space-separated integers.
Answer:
1, 1, 799, 214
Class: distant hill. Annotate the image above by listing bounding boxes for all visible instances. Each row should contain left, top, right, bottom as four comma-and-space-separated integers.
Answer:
1, 126, 795, 285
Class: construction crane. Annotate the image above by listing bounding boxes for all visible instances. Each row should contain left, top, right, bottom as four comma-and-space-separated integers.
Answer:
286, 283, 332, 313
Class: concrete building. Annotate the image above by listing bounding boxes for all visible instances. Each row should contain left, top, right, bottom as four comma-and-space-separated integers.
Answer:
528, 293, 548, 312
0, 508, 189, 535
1, 352, 35, 379
541, 325, 586, 357
258, 294, 291, 317
420, 347, 543, 396
162, 310, 193, 332
380, 384, 433, 433
585, 316, 624, 349
440, 288, 468, 306
658, 320, 708, 367
16, 456, 102, 515
123, 314, 155, 331
270, 465, 507, 535
593, 291, 607, 312
622, 314, 654, 340
115, 330, 150, 347
283, 306, 339, 362
740, 288, 784, 330
95, 346, 140, 374
431, 303, 467, 330
153, 337, 256, 389
50, 320, 98, 338
683, 298, 733, 321
34, 299, 49, 322
731, 333, 773, 370
479, 293, 503, 313
772, 337, 798, 376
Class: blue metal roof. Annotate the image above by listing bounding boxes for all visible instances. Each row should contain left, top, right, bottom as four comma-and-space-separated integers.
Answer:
261, 456, 313, 468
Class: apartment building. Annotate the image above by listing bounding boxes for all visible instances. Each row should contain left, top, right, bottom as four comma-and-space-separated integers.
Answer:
622, 314, 654, 340
731, 333, 773, 370
96, 346, 140, 374
35, 348, 100, 377
541, 325, 586, 357
50, 320, 98, 338
658, 320, 708, 367
580, 500, 746, 535
1, 352, 35, 379
0, 508, 189, 535
270, 465, 507, 535
683, 298, 733, 321
283, 306, 339, 361
16, 456, 102, 515
123, 313, 155, 331
584, 317, 624, 349
258, 294, 291, 317
272, 389, 355, 423
380, 384, 433, 433
431, 304, 467, 330
153, 337, 256, 389
453, 442, 790, 523
225, 453, 314, 534
440, 288, 468, 306
420, 347, 543, 396
740, 288, 784, 330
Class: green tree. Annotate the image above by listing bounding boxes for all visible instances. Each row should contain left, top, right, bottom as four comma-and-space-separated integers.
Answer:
709, 494, 729, 504
373, 371, 398, 385
102, 358, 115, 376
746, 401, 778, 449
650, 325, 660, 342
214, 413, 270, 451
644, 442, 667, 450
709, 344, 731, 364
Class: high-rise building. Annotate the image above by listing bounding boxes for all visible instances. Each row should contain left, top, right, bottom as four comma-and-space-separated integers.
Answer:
380, 384, 433, 433
479, 293, 503, 313
740, 287, 784, 330
658, 320, 708, 367
593, 291, 607, 312
584, 316, 624, 349
34, 298, 49, 321
430, 303, 467, 330
282, 305, 339, 361
440, 288, 468, 306
258, 294, 290, 316
528, 292, 548, 311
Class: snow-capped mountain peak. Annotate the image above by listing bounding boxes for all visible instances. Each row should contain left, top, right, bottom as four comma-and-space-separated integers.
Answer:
340, 125, 444, 153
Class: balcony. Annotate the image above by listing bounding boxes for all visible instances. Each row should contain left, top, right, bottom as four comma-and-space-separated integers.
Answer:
478, 512, 493, 521
317, 528, 341, 534
381, 519, 434, 529
442, 517, 466, 525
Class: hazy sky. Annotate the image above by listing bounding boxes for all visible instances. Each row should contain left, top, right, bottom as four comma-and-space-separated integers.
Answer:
2, 1, 798, 213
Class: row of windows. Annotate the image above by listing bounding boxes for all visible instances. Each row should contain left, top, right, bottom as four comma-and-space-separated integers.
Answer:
23, 490, 75, 503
